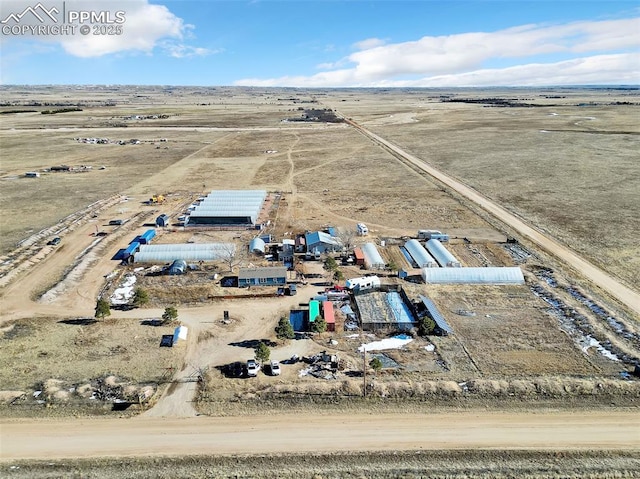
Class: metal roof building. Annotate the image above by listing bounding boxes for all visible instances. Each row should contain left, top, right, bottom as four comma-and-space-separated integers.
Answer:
305, 231, 341, 254
418, 295, 452, 335
168, 259, 187, 275
249, 237, 266, 254
425, 239, 461, 267
362, 242, 386, 270
238, 266, 287, 287
405, 239, 438, 268
185, 190, 267, 226
133, 243, 235, 263
421, 267, 525, 284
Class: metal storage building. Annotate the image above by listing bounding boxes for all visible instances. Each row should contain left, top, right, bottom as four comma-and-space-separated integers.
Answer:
425, 239, 460, 267
418, 295, 452, 335
168, 259, 187, 275
186, 190, 266, 226
137, 229, 156, 245
156, 214, 170, 227
289, 310, 307, 332
404, 239, 438, 268
249, 237, 266, 254
323, 301, 335, 332
305, 231, 341, 254
238, 266, 287, 287
362, 242, 386, 270
353, 247, 365, 266
308, 300, 321, 324
421, 267, 525, 284
122, 241, 141, 260
133, 243, 235, 263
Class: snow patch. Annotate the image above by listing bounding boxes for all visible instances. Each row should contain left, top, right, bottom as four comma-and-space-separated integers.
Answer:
110, 274, 137, 305
358, 336, 413, 352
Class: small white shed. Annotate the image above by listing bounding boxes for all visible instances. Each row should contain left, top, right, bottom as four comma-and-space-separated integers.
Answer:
173, 325, 188, 343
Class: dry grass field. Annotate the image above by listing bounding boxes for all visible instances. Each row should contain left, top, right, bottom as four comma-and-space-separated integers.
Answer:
0, 85, 638, 422
0, 316, 181, 414
5, 450, 640, 479
1, 86, 640, 479
322, 88, 640, 289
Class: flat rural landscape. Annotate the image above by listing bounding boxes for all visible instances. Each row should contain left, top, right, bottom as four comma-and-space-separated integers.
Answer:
0, 85, 639, 478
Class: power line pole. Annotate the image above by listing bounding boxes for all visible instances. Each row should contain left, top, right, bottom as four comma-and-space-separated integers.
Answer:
363, 348, 367, 399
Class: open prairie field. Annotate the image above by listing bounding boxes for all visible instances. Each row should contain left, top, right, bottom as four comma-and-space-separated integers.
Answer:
0, 316, 181, 417
0, 85, 638, 479
322, 88, 640, 289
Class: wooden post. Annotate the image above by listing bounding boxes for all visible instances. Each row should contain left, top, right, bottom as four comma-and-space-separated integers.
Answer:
363, 348, 366, 398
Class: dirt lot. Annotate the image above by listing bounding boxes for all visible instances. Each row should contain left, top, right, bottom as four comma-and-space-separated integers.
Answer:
0, 86, 638, 475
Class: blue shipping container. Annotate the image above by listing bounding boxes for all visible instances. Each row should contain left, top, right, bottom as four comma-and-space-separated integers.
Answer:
139, 229, 156, 244
289, 310, 307, 332
123, 241, 140, 258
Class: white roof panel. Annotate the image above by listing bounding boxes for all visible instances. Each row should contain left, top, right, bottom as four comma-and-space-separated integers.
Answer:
421, 267, 524, 284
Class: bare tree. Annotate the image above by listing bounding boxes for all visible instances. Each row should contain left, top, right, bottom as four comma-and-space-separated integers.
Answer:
336, 227, 356, 252
219, 243, 244, 272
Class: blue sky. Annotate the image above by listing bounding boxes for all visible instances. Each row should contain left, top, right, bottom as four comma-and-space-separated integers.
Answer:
1, 0, 638, 86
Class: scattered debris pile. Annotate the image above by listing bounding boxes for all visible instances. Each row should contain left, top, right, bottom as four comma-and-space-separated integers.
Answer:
299, 351, 340, 380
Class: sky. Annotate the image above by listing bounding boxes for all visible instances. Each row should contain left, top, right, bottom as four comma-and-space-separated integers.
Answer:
0, 0, 638, 87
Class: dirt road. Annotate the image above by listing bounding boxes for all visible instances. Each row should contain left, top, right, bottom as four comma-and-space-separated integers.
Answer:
344, 118, 640, 316
2, 410, 638, 460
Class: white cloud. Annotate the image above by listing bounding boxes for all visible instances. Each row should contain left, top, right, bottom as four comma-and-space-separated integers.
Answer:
353, 37, 385, 50
1, 0, 210, 58
378, 53, 640, 87
236, 17, 640, 87
162, 42, 220, 58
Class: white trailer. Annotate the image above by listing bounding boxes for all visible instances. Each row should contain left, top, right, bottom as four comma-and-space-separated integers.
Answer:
418, 230, 449, 242
356, 223, 368, 236
345, 275, 381, 291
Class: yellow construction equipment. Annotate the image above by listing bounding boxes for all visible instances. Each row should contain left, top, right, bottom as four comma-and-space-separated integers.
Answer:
149, 195, 165, 204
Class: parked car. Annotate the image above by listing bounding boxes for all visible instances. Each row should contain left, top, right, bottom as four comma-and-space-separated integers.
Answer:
246, 359, 260, 377
269, 360, 281, 376
47, 237, 61, 246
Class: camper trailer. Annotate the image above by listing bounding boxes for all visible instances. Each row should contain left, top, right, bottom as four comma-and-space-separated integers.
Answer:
345, 275, 380, 292
417, 230, 449, 242
356, 223, 368, 236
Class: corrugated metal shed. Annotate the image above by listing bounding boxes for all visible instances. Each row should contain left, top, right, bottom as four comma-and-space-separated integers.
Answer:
123, 241, 140, 258
187, 190, 266, 226
289, 310, 307, 332
138, 229, 156, 244
323, 301, 335, 332
238, 266, 287, 281
362, 242, 385, 270
405, 239, 438, 268
133, 243, 235, 263
309, 300, 320, 323
168, 259, 187, 275
425, 239, 460, 267
353, 247, 365, 265
419, 295, 452, 335
305, 231, 341, 254
156, 214, 170, 227
421, 267, 525, 284
249, 237, 266, 254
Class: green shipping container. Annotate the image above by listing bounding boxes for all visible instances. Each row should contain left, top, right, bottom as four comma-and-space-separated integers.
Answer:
308, 300, 320, 323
